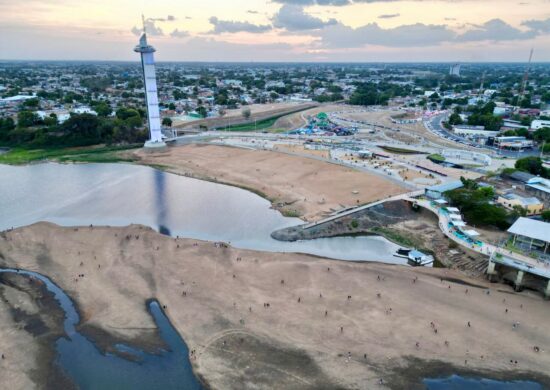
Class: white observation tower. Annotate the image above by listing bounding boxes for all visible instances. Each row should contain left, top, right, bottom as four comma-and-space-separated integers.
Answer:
134, 16, 166, 148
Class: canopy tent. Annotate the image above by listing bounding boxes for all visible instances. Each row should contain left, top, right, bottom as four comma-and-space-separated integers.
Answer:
451, 221, 466, 227
449, 214, 462, 220
434, 199, 448, 205
447, 207, 459, 212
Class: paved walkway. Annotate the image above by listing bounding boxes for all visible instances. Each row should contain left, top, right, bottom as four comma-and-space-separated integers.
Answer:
410, 199, 550, 279
304, 194, 550, 279
303, 190, 423, 229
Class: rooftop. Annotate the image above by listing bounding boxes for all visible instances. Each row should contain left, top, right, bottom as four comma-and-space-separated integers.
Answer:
426, 180, 464, 193
508, 217, 550, 243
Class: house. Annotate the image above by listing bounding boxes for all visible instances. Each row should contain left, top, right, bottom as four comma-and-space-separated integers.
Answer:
525, 178, 550, 205
496, 193, 544, 215
531, 119, 550, 130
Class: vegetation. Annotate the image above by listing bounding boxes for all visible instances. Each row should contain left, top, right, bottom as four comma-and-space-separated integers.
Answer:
445, 177, 519, 230
427, 154, 446, 162
466, 102, 503, 131
222, 107, 312, 132
515, 156, 550, 179
0, 144, 139, 165
379, 146, 426, 155
1, 110, 147, 148
542, 210, 550, 222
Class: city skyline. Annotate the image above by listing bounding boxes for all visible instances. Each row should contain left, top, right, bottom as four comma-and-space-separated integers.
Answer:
1, 0, 550, 62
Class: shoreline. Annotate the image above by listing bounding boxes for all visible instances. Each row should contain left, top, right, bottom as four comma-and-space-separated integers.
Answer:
1, 223, 550, 389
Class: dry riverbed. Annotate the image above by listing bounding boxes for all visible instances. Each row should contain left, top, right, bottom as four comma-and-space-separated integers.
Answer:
1, 223, 550, 389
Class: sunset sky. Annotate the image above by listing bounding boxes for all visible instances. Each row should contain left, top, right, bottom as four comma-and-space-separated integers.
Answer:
1, 0, 549, 62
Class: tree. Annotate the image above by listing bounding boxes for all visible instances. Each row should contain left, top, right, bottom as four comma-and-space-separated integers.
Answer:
93, 102, 112, 117
60, 113, 102, 145
241, 107, 251, 120
116, 108, 140, 121
218, 108, 226, 117
162, 117, 173, 127
196, 106, 207, 118
542, 210, 550, 222
0, 117, 15, 132
17, 111, 40, 128
22, 98, 40, 108
515, 157, 548, 178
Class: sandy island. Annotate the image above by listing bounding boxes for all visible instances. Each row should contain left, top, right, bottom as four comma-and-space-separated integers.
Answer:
1, 223, 549, 389
133, 144, 406, 221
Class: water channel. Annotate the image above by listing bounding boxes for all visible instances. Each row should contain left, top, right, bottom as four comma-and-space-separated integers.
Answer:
0, 268, 202, 390
0, 162, 404, 263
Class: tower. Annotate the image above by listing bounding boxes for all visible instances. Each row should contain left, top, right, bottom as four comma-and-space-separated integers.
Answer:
134, 16, 165, 148
449, 63, 461, 77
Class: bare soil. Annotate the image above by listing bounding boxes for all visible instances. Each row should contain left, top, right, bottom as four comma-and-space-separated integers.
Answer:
133, 144, 406, 220
1, 223, 550, 389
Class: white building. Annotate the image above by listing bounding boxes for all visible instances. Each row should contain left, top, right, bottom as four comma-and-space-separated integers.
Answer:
449, 64, 461, 76
531, 120, 550, 130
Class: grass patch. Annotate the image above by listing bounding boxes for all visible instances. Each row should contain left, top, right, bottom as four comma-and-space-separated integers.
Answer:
0, 144, 140, 165
370, 226, 419, 248
220, 106, 314, 132
282, 209, 302, 218
427, 153, 446, 163
379, 146, 427, 155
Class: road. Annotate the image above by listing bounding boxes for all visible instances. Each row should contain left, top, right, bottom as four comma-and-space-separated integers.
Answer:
426, 113, 540, 158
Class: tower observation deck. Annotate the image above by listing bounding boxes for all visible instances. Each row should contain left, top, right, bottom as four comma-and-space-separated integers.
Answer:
134, 18, 165, 148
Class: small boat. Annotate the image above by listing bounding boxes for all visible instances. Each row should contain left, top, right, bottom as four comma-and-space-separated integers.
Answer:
395, 248, 433, 266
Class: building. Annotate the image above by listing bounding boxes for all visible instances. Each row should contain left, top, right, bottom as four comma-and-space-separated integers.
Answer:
452, 125, 499, 138
449, 63, 461, 76
531, 119, 550, 130
502, 119, 529, 130
508, 217, 550, 255
526, 178, 550, 205
496, 193, 543, 215
506, 170, 536, 184
494, 136, 534, 150
134, 17, 165, 148
425, 180, 464, 199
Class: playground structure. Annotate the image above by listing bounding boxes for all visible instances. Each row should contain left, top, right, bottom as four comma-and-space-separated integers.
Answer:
289, 112, 356, 136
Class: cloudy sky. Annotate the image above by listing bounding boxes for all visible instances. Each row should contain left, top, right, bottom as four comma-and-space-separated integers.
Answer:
1, 0, 549, 62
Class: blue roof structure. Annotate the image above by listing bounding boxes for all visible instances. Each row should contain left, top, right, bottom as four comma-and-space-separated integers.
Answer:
426, 180, 464, 193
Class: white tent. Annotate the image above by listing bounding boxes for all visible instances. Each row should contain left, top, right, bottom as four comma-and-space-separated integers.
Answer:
452, 221, 466, 227
463, 229, 480, 237
447, 207, 459, 212
435, 199, 448, 205
449, 214, 462, 220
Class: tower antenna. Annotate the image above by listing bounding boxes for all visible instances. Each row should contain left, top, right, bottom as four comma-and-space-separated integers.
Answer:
517, 48, 534, 111
142, 14, 147, 34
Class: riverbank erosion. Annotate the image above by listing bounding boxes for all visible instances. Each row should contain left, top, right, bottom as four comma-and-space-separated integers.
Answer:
1, 223, 550, 389
132, 144, 406, 220
272, 200, 490, 277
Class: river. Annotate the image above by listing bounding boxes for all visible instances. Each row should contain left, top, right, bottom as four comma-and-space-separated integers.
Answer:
0, 162, 405, 263
0, 268, 202, 390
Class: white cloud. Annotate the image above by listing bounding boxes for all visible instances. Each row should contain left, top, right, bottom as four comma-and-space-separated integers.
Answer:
273, 4, 338, 31
170, 28, 189, 38
318, 22, 455, 47
457, 18, 537, 41
208, 16, 272, 34
521, 17, 550, 33
131, 19, 163, 36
